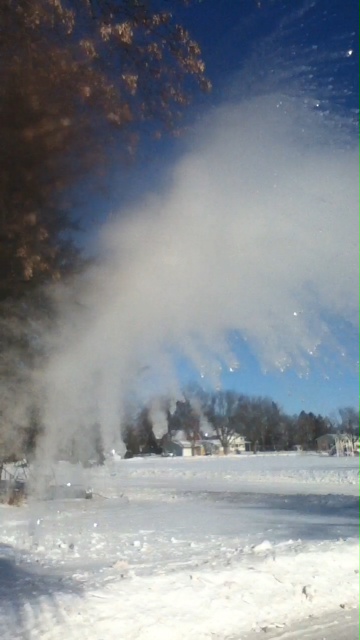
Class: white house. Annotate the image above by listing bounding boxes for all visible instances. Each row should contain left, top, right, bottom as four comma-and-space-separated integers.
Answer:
164, 440, 203, 457
203, 434, 251, 454
229, 434, 251, 453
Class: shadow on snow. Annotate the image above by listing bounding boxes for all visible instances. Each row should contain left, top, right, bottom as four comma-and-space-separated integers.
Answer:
0, 543, 83, 640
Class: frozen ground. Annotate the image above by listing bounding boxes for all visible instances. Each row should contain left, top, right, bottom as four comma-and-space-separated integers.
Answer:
0, 453, 358, 639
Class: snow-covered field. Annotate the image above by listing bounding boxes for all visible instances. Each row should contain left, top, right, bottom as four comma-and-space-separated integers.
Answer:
0, 453, 358, 639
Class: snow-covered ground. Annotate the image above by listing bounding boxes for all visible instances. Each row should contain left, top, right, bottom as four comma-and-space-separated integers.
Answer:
0, 453, 358, 639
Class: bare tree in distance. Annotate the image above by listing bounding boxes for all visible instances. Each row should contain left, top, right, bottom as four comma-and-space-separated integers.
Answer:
204, 390, 241, 454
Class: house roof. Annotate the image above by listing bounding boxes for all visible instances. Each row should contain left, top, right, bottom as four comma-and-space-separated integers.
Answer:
169, 440, 192, 448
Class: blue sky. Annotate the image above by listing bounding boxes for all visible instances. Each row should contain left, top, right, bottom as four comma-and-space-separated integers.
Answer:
81, 0, 359, 418
177, 335, 359, 418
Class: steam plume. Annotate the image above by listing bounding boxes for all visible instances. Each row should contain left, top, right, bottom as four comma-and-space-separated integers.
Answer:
39, 94, 358, 460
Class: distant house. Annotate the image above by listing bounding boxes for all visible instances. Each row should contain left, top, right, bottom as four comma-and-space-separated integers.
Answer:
229, 434, 252, 453
292, 444, 303, 452
316, 434, 354, 456
164, 440, 203, 457
202, 434, 251, 454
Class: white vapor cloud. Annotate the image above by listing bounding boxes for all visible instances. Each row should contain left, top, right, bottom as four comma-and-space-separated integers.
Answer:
39, 93, 359, 461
